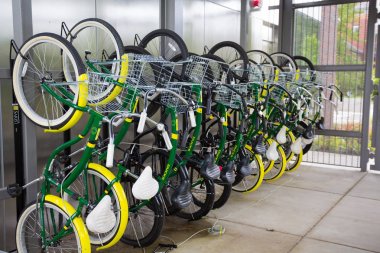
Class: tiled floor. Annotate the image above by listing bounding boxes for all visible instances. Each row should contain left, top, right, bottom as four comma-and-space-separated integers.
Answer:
107, 166, 380, 253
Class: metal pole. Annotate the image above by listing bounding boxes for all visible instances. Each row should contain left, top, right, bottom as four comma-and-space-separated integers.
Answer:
372, 23, 380, 171
279, 0, 294, 54
240, 0, 249, 50
12, 0, 38, 205
360, 0, 376, 171
160, 0, 183, 36
0, 79, 5, 248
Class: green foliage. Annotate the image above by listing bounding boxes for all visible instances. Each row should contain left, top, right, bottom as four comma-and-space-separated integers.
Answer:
312, 136, 361, 155
293, 3, 367, 97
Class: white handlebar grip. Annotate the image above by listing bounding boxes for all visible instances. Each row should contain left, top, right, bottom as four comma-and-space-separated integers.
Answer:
113, 118, 124, 127
137, 110, 147, 133
162, 130, 173, 150
106, 143, 115, 168
189, 109, 196, 128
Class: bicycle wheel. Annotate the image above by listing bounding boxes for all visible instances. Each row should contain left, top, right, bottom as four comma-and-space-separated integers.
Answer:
232, 150, 265, 192
65, 18, 124, 104
12, 33, 87, 130
64, 163, 128, 250
298, 121, 313, 155
270, 52, 298, 81
176, 157, 215, 220
138, 29, 188, 83
247, 50, 275, 82
213, 180, 232, 209
16, 195, 91, 253
283, 130, 304, 172
208, 41, 249, 82
294, 55, 315, 71
121, 187, 164, 247
138, 29, 188, 62
263, 138, 287, 181
119, 149, 168, 247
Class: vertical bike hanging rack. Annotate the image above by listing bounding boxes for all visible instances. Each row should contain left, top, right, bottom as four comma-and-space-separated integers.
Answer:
0, 41, 25, 218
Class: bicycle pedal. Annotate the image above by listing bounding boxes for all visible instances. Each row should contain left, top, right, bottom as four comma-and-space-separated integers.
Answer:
7, 183, 23, 198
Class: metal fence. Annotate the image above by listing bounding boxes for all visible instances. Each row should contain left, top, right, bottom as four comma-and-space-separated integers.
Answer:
291, 0, 373, 168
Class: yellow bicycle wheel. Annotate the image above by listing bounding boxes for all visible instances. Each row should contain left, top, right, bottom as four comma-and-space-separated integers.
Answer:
263, 138, 287, 182
16, 195, 91, 253
64, 163, 129, 250
232, 147, 265, 192
284, 131, 304, 172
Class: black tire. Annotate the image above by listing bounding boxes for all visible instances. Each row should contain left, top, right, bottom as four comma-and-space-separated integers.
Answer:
12, 32, 86, 130
68, 18, 124, 61
298, 121, 313, 154
213, 180, 232, 209
139, 149, 184, 215
176, 154, 215, 220
124, 45, 151, 55
294, 55, 316, 82
294, 55, 315, 71
208, 41, 250, 82
120, 195, 164, 247
140, 149, 214, 220
138, 28, 188, 62
138, 29, 189, 79
247, 49, 275, 82
270, 52, 298, 72
120, 151, 165, 247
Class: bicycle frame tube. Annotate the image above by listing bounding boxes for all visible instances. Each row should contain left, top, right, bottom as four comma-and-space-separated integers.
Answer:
160, 108, 179, 184
215, 104, 228, 163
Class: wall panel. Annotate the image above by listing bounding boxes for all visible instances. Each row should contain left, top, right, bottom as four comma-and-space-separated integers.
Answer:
96, 0, 160, 46
183, 0, 240, 55
0, 0, 13, 69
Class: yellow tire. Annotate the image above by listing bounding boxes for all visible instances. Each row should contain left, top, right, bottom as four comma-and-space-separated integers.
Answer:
263, 138, 287, 182
16, 194, 91, 253
284, 130, 303, 172
232, 148, 265, 192
65, 163, 129, 251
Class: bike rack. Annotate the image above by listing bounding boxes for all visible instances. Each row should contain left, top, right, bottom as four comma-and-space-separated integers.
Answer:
0, 41, 27, 218
0, 40, 71, 214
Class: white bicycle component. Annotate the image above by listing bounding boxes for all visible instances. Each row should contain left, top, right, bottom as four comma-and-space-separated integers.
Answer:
86, 195, 116, 234
132, 166, 159, 200
189, 108, 196, 128
157, 123, 173, 150
112, 117, 125, 127
299, 109, 304, 122
266, 141, 279, 161
291, 137, 303, 154
276, 126, 287, 144
106, 142, 115, 168
137, 109, 147, 133
302, 136, 313, 145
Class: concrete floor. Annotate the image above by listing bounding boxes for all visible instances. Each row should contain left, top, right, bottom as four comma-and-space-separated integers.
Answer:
106, 165, 380, 253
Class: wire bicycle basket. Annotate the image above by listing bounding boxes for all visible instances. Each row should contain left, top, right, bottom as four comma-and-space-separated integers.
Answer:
89, 54, 177, 113
160, 82, 202, 113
